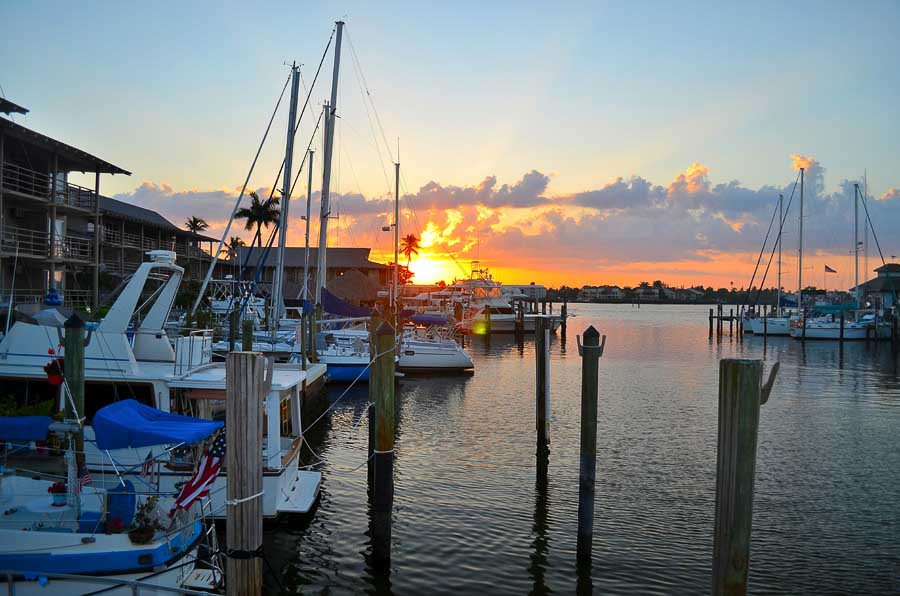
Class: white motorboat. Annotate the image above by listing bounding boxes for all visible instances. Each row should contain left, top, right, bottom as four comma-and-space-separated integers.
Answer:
0, 251, 324, 519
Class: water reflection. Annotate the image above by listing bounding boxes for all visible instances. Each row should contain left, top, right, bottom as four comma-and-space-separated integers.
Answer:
528, 458, 550, 596
264, 305, 899, 594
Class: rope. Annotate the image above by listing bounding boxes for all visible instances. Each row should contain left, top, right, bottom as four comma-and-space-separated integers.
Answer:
224, 490, 264, 506
752, 172, 801, 306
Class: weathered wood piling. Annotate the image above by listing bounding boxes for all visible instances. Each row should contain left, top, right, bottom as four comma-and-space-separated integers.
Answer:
63, 313, 86, 471
369, 319, 396, 566
225, 351, 268, 596
241, 319, 253, 351
577, 325, 605, 565
229, 309, 238, 352
713, 358, 778, 596
535, 316, 550, 460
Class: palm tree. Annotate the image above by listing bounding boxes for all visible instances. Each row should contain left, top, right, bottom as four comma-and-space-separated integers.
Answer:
226, 236, 245, 260
225, 236, 245, 279
235, 191, 280, 248
399, 234, 420, 268
184, 216, 209, 234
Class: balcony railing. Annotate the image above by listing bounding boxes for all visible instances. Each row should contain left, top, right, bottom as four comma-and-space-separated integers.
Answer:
1, 161, 97, 210
0, 225, 93, 262
103, 226, 122, 244
52, 233, 93, 261
10, 288, 93, 308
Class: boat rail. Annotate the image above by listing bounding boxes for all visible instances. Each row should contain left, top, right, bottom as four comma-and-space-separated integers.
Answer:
172, 329, 214, 375
1, 569, 215, 595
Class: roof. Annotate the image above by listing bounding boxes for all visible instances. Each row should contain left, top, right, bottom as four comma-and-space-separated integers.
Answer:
857, 276, 900, 293
0, 98, 28, 116
0, 117, 130, 175
874, 263, 900, 274
100, 196, 218, 242
238, 246, 386, 270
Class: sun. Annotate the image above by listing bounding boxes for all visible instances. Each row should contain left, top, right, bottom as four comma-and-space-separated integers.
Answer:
408, 253, 459, 285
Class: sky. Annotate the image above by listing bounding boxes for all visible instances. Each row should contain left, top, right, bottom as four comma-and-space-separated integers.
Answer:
3, 1, 900, 289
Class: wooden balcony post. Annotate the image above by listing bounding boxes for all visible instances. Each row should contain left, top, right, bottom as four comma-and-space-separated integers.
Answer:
49, 153, 58, 290
92, 169, 100, 310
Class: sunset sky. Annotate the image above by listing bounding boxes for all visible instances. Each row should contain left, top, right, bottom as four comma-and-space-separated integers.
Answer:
3, 1, 900, 289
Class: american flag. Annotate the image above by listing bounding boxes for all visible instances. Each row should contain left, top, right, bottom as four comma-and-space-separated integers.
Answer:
141, 451, 156, 482
169, 433, 225, 516
72, 474, 92, 496
825, 264, 837, 273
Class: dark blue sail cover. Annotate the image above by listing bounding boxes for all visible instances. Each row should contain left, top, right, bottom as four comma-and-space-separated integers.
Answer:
92, 400, 223, 450
322, 288, 373, 318
0, 416, 53, 441
410, 314, 449, 326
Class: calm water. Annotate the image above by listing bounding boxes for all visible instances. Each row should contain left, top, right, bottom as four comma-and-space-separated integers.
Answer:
265, 304, 899, 594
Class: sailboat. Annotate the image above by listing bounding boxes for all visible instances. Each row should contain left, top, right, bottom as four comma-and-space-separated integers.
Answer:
0, 401, 221, 594
788, 182, 879, 340
748, 169, 805, 336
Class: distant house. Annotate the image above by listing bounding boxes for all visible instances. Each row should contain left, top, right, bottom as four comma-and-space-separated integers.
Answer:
579, 285, 624, 301
855, 263, 900, 309
633, 287, 660, 302
676, 287, 705, 301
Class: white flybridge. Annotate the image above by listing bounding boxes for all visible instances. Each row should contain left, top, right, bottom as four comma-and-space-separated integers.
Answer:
0, 250, 325, 518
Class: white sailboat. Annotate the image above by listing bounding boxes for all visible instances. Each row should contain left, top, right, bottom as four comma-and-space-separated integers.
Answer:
0, 402, 221, 594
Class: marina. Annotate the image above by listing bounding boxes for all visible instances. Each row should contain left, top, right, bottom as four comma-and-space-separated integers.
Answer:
1, 5, 899, 594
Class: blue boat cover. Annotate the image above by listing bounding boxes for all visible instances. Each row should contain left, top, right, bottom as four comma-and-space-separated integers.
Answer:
0, 416, 53, 441
322, 288, 373, 318
410, 314, 449, 326
92, 400, 223, 450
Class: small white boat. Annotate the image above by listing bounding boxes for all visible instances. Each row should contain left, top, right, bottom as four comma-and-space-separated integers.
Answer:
398, 324, 473, 373
789, 318, 869, 340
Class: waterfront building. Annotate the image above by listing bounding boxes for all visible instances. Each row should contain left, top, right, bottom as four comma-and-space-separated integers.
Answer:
237, 246, 389, 303
854, 263, 900, 309
0, 99, 217, 311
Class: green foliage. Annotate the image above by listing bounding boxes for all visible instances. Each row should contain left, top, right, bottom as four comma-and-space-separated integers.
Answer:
0, 396, 56, 417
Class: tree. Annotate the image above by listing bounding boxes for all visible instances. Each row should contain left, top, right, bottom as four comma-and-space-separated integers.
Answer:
235, 191, 280, 248
225, 236, 245, 260
399, 234, 420, 268
184, 216, 209, 234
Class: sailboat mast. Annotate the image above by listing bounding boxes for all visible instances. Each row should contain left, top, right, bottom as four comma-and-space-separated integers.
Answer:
302, 149, 314, 303
315, 20, 345, 306
393, 160, 400, 313
777, 193, 783, 317
798, 167, 804, 315
272, 63, 301, 334
854, 183, 860, 306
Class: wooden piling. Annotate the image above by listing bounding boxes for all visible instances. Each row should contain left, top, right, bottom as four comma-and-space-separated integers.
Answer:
535, 316, 550, 459
729, 308, 734, 334
63, 314, 85, 472
542, 300, 547, 315
709, 308, 714, 337
839, 310, 845, 342
561, 300, 568, 339
369, 319, 396, 565
484, 305, 492, 335
514, 303, 524, 340
713, 359, 773, 596
229, 309, 238, 352
577, 326, 604, 565
241, 319, 253, 351
299, 312, 308, 371
225, 351, 267, 596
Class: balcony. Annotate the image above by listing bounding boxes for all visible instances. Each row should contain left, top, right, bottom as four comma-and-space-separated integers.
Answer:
10, 288, 93, 309
0, 225, 94, 262
1, 161, 97, 211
